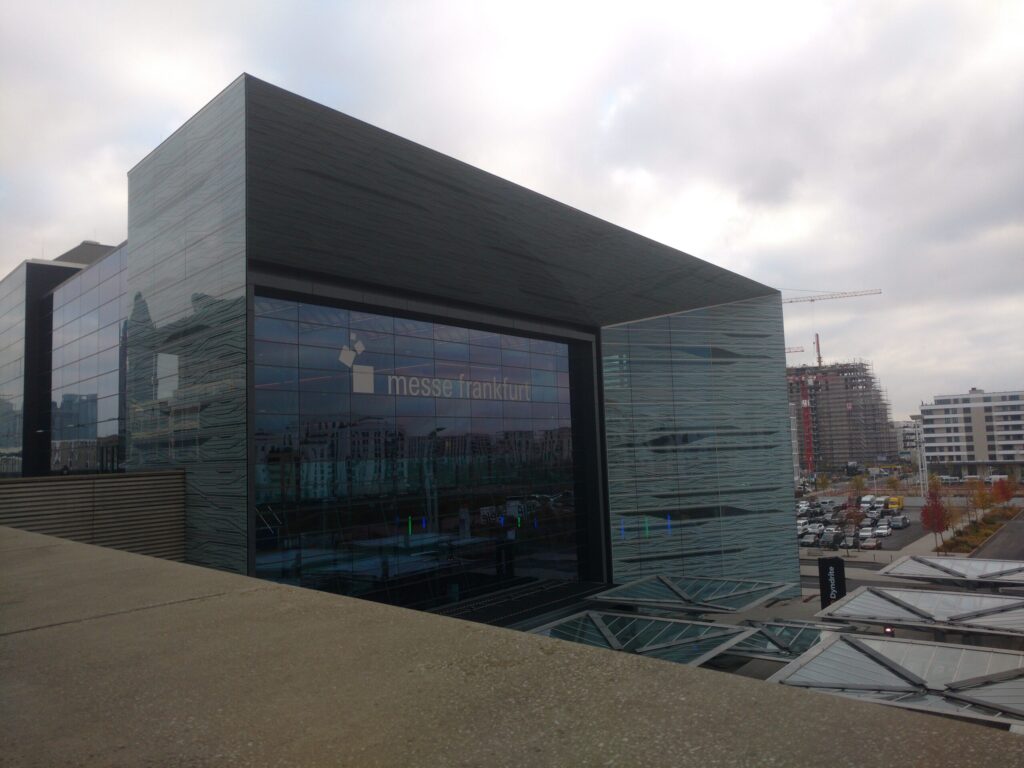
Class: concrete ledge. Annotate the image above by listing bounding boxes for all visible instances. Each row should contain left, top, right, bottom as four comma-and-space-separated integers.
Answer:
2, 526, 1022, 767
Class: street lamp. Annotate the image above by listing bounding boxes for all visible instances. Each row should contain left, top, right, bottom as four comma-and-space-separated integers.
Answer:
918, 427, 927, 498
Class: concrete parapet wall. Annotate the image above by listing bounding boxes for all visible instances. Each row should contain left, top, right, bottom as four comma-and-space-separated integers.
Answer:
2, 526, 1023, 767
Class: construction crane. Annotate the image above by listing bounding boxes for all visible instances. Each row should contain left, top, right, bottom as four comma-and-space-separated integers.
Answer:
782, 289, 881, 305
782, 288, 882, 474
783, 289, 882, 365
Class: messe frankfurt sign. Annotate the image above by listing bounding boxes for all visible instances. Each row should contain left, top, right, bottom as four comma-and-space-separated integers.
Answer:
339, 334, 532, 401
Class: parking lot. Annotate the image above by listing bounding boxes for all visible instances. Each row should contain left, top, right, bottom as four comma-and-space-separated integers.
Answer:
796, 495, 923, 556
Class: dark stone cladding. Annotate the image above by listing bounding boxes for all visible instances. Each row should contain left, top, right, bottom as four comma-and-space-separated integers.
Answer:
242, 74, 776, 331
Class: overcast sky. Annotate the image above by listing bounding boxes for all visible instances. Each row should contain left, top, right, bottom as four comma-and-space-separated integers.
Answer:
1, 0, 1021, 419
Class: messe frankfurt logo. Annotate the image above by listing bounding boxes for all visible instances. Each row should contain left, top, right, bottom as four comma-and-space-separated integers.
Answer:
339, 333, 375, 394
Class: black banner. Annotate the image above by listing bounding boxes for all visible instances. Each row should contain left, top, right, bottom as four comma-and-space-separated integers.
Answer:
818, 557, 847, 610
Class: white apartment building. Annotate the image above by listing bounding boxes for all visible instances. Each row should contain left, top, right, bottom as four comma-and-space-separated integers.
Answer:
919, 388, 1024, 477
895, 419, 921, 455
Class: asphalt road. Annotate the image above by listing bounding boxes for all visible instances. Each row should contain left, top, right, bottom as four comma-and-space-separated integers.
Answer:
971, 512, 1024, 559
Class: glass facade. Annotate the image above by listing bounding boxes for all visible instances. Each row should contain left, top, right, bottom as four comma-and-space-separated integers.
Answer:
49, 248, 127, 473
0, 264, 26, 477
125, 77, 248, 571
253, 295, 579, 610
602, 294, 800, 590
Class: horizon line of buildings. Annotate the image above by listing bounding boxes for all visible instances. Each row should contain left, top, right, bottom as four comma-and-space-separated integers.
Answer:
786, 359, 1021, 480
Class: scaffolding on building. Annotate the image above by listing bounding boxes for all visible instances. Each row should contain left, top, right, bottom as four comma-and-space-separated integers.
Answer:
786, 360, 897, 474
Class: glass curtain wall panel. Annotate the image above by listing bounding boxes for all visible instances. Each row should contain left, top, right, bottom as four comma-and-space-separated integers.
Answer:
252, 295, 580, 610
50, 248, 127, 473
602, 294, 799, 591
125, 78, 247, 572
0, 264, 26, 477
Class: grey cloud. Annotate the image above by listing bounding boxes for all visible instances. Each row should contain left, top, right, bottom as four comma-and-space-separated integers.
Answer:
0, 0, 1020, 420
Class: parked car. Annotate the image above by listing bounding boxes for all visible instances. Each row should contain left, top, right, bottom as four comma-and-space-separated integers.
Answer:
860, 537, 883, 550
823, 525, 843, 536
873, 524, 892, 538
806, 523, 825, 535
890, 515, 910, 529
818, 531, 844, 550
858, 527, 875, 540
839, 536, 860, 550
799, 534, 820, 548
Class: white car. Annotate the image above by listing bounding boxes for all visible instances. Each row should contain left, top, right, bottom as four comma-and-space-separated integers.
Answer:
823, 526, 842, 536
873, 525, 892, 538
858, 527, 874, 540
806, 523, 825, 535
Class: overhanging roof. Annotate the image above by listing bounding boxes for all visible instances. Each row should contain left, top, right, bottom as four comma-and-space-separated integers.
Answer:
880, 556, 1024, 588
768, 633, 1024, 727
587, 574, 791, 614
52, 240, 119, 266
242, 75, 777, 330
817, 586, 1024, 638
532, 609, 756, 666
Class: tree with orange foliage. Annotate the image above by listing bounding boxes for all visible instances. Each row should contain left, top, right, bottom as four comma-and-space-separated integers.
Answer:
992, 478, 1019, 506
965, 479, 986, 524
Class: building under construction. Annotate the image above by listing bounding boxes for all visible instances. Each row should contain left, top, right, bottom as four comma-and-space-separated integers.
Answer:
786, 361, 897, 475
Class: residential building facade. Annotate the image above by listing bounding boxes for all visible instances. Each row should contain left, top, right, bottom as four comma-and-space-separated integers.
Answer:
894, 419, 922, 463
919, 388, 1024, 478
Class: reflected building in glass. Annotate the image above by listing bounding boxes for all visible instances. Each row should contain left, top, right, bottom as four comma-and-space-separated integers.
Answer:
0, 75, 799, 613
49, 244, 128, 474
251, 298, 580, 607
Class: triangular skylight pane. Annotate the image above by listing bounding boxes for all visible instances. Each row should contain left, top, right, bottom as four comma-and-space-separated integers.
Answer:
787, 639, 911, 689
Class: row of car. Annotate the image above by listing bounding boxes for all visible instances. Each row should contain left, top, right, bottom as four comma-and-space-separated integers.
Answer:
796, 498, 840, 514
797, 502, 909, 529
797, 521, 898, 539
798, 513, 909, 534
799, 531, 883, 550
937, 474, 1009, 485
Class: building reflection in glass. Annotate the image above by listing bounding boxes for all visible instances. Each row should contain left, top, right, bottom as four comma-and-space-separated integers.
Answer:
49, 247, 127, 474
253, 296, 579, 610
0, 264, 26, 477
